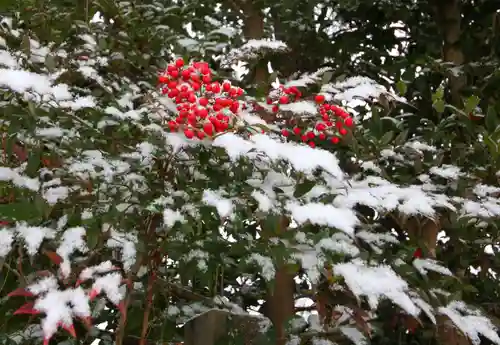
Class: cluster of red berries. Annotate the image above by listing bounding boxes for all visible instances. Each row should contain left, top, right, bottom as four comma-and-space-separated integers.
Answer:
265, 85, 302, 112
158, 59, 244, 140
280, 94, 354, 148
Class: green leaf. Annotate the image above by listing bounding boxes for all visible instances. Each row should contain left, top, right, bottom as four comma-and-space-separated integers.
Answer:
21, 35, 31, 55
98, 37, 108, 50
394, 129, 409, 146
0, 202, 41, 222
25, 150, 41, 177
433, 99, 445, 113
268, 71, 278, 84
293, 179, 315, 198
485, 106, 497, 132
27, 101, 37, 117
464, 95, 480, 115
379, 131, 394, 146
44, 55, 56, 72
432, 87, 444, 102
396, 80, 407, 95
321, 71, 333, 85
84, 220, 100, 250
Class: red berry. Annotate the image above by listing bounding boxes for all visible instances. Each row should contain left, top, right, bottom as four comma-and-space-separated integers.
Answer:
282, 129, 290, 137
308, 141, 316, 148
315, 94, 325, 104
222, 82, 231, 92
279, 96, 289, 104
184, 128, 194, 139
315, 123, 326, 131
306, 131, 315, 139
158, 75, 168, 83
331, 137, 339, 144
212, 83, 221, 93
175, 58, 184, 68
197, 108, 208, 118
339, 128, 347, 136
167, 65, 176, 72
293, 127, 301, 135
413, 248, 423, 258
202, 75, 211, 84
266, 98, 273, 105
230, 102, 239, 113
196, 131, 205, 140
199, 98, 209, 106
272, 105, 279, 112
319, 133, 326, 140
301, 135, 307, 142
203, 123, 214, 135
169, 70, 179, 78
181, 69, 191, 79
344, 117, 354, 127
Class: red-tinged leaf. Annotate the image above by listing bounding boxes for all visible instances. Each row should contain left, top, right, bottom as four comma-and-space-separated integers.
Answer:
118, 300, 127, 316
8, 287, 34, 297
44, 250, 63, 265
121, 278, 132, 289
13, 302, 40, 315
36, 270, 53, 277
89, 288, 100, 300
413, 248, 423, 259
80, 316, 93, 329
62, 324, 77, 337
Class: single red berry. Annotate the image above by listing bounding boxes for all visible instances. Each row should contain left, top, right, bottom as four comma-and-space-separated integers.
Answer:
158, 75, 168, 83
230, 102, 239, 113
272, 105, 279, 112
169, 70, 179, 78
196, 131, 205, 139
167, 65, 176, 72
281, 129, 290, 137
202, 75, 211, 84
181, 69, 191, 79
331, 137, 339, 144
306, 131, 315, 139
279, 96, 289, 104
308, 141, 316, 148
315, 94, 325, 104
212, 83, 221, 93
293, 127, 301, 135
203, 123, 214, 135
301, 135, 307, 142
167, 81, 177, 89
266, 98, 273, 105
222, 82, 231, 92
199, 98, 209, 106
315, 123, 326, 131
413, 248, 423, 259
175, 58, 184, 68
339, 128, 348, 136
319, 133, 326, 140
197, 108, 208, 118
344, 117, 353, 127
184, 128, 194, 139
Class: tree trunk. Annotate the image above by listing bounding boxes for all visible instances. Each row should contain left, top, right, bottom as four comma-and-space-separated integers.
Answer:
431, 0, 465, 105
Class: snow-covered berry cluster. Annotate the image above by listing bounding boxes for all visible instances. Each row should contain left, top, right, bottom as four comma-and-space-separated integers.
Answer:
158, 59, 245, 139
280, 94, 355, 148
